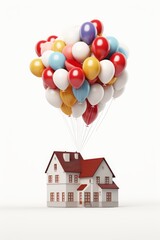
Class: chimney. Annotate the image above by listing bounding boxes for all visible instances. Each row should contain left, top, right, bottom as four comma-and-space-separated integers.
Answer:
63, 152, 70, 162
74, 152, 79, 159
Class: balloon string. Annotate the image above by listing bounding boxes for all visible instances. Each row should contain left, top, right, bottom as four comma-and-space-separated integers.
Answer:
81, 98, 114, 151
95, 98, 114, 132
62, 114, 77, 150
71, 116, 78, 150
80, 106, 94, 151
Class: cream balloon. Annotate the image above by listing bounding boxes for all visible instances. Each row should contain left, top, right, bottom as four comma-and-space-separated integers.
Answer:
113, 71, 128, 91
53, 69, 69, 90
98, 60, 115, 84
101, 85, 114, 104
87, 83, 104, 105
41, 50, 53, 67
98, 102, 106, 113
72, 101, 87, 118
113, 87, 125, 98
63, 25, 80, 45
45, 88, 62, 108
72, 41, 90, 63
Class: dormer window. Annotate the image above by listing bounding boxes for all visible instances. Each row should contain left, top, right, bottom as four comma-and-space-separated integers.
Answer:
54, 164, 57, 171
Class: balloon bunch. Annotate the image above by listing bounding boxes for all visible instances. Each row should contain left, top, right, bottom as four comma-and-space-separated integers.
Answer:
30, 19, 128, 126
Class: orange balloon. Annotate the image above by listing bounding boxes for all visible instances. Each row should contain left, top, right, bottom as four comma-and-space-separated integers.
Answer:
82, 57, 100, 80
61, 103, 72, 116
60, 85, 77, 107
108, 76, 117, 85
52, 40, 66, 52
30, 58, 45, 77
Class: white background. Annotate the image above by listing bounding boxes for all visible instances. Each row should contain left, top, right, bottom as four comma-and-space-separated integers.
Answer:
0, 0, 160, 239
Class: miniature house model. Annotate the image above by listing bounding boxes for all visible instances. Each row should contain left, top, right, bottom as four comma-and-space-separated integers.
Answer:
45, 151, 119, 207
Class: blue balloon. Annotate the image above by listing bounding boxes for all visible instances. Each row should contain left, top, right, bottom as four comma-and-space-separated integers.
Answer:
80, 22, 96, 45
72, 80, 90, 103
49, 52, 66, 70
107, 36, 119, 57
117, 46, 129, 58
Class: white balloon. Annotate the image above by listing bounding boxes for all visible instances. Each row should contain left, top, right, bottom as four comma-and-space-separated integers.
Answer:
113, 87, 125, 98
98, 60, 115, 84
53, 69, 69, 90
113, 71, 128, 91
98, 102, 106, 113
101, 85, 114, 104
63, 25, 80, 45
41, 50, 53, 67
45, 88, 62, 108
87, 83, 104, 105
72, 101, 87, 118
72, 41, 90, 63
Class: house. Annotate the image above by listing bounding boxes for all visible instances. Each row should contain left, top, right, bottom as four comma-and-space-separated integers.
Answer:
45, 151, 119, 207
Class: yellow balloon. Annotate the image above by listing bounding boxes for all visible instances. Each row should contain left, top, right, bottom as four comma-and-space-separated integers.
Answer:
30, 58, 45, 77
82, 57, 100, 80
60, 85, 77, 107
52, 40, 66, 52
108, 77, 117, 85
61, 103, 72, 116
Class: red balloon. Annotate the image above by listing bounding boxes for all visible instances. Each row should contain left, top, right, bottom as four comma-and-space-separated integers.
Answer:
62, 44, 74, 60
91, 19, 104, 35
43, 82, 48, 89
68, 67, 85, 89
87, 76, 99, 85
65, 59, 82, 71
91, 36, 110, 60
35, 40, 46, 57
82, 101, 98, 125
42, 67, 57, 89
47, 35, 58, 42
110, 52, 127, 77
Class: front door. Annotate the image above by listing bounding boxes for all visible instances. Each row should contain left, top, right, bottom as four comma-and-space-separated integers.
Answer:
84, 192, 91, 204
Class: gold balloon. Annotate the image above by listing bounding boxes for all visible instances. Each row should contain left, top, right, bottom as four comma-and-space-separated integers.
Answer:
108, 76, 117, 85
30, 58, 45, 77
60, 85, 77, 107
52, 40, 66, 52
82, 57, 100, 80
61, 103, 72, 116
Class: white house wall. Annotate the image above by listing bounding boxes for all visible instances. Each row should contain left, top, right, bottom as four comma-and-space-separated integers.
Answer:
93, 160, 113, 184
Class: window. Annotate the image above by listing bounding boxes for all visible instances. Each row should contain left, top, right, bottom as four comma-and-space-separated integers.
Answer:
48, 175, 52, 183
84, 192, 91, 203
106, 192, 112, 202
68, 192, 74, 202
74, 175, 78, 183
54, 164, 57, 171
62, 192, 65, 202
69, 175, 72, 183
96, 176, 100, 184
79, 192, 82, 204
55, 175, 59, 183
105, 177, 109, 184
50, 192, 54, 202
56, 192, 60, 202
93, 192, 99, 202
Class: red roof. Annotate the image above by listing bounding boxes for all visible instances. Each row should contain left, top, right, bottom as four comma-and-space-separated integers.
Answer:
98, 183, 119, 189
77, 184, 87, 191
45, 151, 115, 178
45, 151, 83, 173
79, 158, 103, 178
